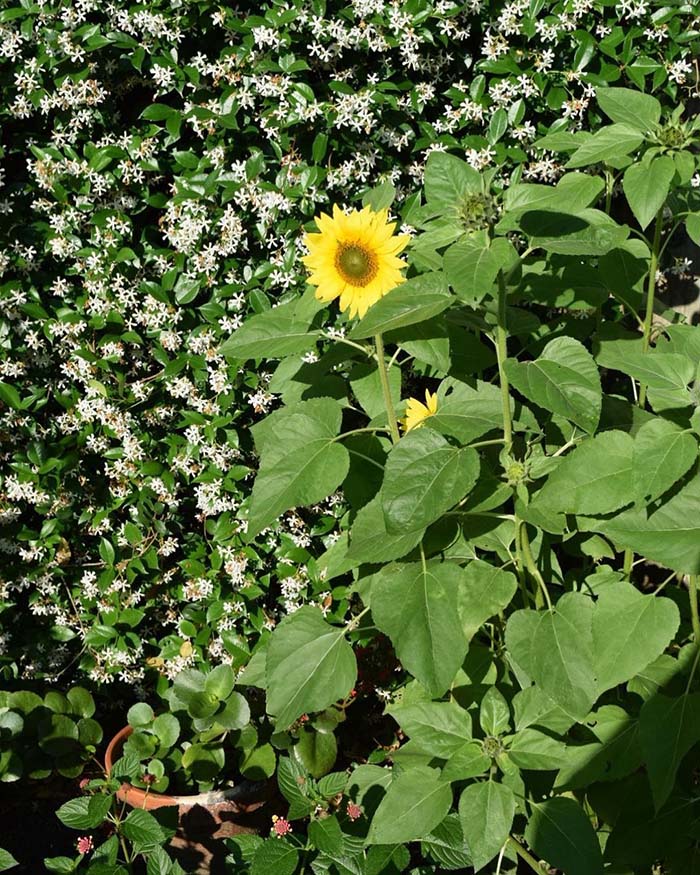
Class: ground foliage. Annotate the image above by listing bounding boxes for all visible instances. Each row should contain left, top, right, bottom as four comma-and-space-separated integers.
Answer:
1, 0, 700, 872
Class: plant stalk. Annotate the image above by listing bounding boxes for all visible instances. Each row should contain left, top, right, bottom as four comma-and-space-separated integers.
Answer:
507, 837, 546, 873
638, 206, 665, 407
520, 522, 552, 611
690, 575, 700, 648
495, 270, 513, 452
374, 333, 401, 444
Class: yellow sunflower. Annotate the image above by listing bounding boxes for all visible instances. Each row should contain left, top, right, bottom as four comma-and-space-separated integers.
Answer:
403, 390, 438, 433
302, 204, 410, 319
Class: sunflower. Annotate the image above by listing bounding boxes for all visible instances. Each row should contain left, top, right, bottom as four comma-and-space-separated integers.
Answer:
302, 204, 410, 319
403, 390, 438, 433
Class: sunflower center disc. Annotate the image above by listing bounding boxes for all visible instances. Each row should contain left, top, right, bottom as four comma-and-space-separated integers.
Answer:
338, 245, 371, 280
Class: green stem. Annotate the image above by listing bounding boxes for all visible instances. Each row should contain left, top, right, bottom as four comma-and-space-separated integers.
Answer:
520, 523, 552, 611
374, 333, 401, 444
495, 270, 513, 452
513, 515, 532, 609
690, 575, 700, 648
623, 547, 633, 581
638, 206, 665, 407
468, 438, 507, 449
335, 426, 390, 441
507, 837, 546, 873
346, 605, 371, 631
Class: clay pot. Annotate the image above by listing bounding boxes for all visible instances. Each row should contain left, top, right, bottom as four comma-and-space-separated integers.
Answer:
104, 725, 274, 874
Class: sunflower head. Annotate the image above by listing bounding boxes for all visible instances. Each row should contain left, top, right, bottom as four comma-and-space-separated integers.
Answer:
302, 204, 410, 319
403, 389, 439, 433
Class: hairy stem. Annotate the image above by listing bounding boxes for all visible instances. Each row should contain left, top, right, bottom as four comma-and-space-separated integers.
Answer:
690, 575, 700, 648
374, 333, 401, 444
507, 837, 546, 873
495, 270, 513, 452
638, 206, 665, 407
520, 523, 552, 611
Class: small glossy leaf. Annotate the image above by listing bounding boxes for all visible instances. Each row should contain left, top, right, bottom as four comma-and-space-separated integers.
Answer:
251, 839, 298, 875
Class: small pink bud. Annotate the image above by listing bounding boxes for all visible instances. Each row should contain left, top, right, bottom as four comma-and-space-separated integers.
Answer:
76, 836, 94, 855
79, 778, 90, 791
271, 815, 292, 837
347, 802, 362, 821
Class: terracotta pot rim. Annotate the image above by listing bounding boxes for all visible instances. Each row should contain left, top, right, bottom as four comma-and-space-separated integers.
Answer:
104, 724, 267, 808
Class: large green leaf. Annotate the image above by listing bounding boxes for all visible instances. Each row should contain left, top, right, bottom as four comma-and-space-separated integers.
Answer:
505, 336, 601, 433
266, 607, 356, 728
349, 361, 401, 420
633, 419, 697, 503
424, 152, 481, 208
525, 797, 604, 875
507, 728, 567, 770
247, 398, 349, 536
520, 208, 628, 255
387, 701, 472, 758
587, 468, 700, 573
427, 380, 504, 445
368, 766, 452, 845
555, 705, 642, 790
347, 494, 424, 564
349, 272, 453, 338
443, 235, 516, 304
596, 87, 661, 131
458, 781, 515, 871
371, 561, 468, 696
592, 583, 679, 694
639, 693, 700, 810
529, 593, 597, 721
381, 429, 479, 534
532, 431, 634, 515
503, 173, 604, 214
457, 559, 517, 641
565, 124, 644, 168
596, 347, 692, 412
622, 155, 675, 231
219, 299, 320, 359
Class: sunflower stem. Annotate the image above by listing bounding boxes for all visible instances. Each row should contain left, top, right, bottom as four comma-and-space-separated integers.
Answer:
495, 270, 513, 452
375, 333, 401, 444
